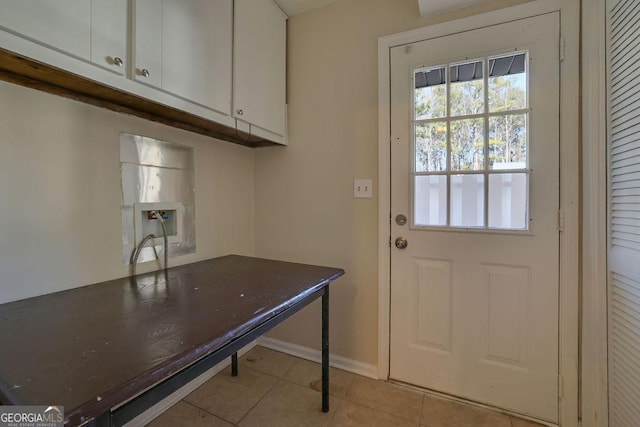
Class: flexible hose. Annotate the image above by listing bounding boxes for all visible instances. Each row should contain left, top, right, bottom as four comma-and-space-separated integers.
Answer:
130, 210, 169, 275
130, 233, 157, 276
155, 212, 169, 270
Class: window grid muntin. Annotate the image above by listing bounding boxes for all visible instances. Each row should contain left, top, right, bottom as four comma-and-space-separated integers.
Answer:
411, 51, 530, 230
414, 108, 531, 125
445, 64, 452, 225
483, 57, 491, 227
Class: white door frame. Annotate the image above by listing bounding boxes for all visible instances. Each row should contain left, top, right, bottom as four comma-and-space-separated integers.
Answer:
580, 1, 609, 426
377, 1, 580, 425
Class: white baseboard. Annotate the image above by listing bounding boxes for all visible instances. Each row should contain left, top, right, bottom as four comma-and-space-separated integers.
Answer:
124, 341, 259, 427
258, 337, 378, 380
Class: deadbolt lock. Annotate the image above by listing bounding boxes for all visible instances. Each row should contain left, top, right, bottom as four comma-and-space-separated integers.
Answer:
395, 214, 407, 226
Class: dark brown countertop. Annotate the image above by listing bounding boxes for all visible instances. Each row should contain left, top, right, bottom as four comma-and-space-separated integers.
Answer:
0, 255, 344, 425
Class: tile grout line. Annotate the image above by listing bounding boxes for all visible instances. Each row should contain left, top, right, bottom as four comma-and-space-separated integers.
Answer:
339, 377, 424, 424
251, 347, 518, 426
181, 361, 281, 426
269, 356, 343, 424
233, 352, 291, 425
159, 345, 544, 426
239, 355, 342, 425
185, 366, 245, 426
280, 354, 303, 378
179, 395, 239, 426
419, 391, 426, 425
234, 376, 283, 425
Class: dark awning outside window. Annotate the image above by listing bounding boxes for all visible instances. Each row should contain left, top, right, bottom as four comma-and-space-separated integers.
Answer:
415, 53, 525, 89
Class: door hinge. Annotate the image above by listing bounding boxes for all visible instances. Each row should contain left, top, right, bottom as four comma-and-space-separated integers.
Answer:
558, 375, 564, 399
559, 37, 565, 62
558, 209, 565, 232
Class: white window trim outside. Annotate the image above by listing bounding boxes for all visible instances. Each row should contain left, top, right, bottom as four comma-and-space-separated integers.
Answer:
377, 1, 580, 425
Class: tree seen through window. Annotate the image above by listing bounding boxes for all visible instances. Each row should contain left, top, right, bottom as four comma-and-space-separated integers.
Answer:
412, 53, 529, 229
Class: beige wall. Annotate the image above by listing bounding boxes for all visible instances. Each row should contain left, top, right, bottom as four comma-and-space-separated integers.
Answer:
256, 0, 534, 366
0, 0, 536, 364
0, 81, 255, 304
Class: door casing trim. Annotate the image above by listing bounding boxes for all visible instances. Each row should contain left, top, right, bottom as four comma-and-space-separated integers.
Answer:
377, 1, 580, 425
580, 0, 609, 425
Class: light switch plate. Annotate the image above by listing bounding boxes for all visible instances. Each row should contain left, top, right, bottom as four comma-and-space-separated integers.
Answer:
354, 179, 373, 198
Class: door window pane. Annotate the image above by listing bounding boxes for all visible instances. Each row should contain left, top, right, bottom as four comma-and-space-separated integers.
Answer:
416, 122, 447, 172
450, 174, 484, 227
450, 60, 484, 117
411, 51, 529, 230
488, 53, 527, 112
451, 118, 484, 171
415, 175, 447, 226
415, 67, 446, 120
488, 173, 527, 229
489, 114, 527, 169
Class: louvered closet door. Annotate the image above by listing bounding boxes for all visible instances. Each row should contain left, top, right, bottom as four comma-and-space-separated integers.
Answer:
607, 0, 640, 425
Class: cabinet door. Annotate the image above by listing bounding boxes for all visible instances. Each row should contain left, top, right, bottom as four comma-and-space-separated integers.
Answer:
132, 0, 232, 114
132, 0, 163, 88
234, 0, 287, 137
91, 0, 127, 74
0, 1, 90, 58
0, 0, 126, 74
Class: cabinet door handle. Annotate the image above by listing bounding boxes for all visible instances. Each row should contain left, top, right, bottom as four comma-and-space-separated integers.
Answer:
236, 109, 244, 116
140, 68, 150, 78
113, 57, 123, 67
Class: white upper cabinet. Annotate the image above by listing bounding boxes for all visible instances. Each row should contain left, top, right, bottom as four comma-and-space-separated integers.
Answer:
0, 0, 126, 75
132, 0, 232, 115
91, 0, 128, 74
0, 0, 287, 145
233, 0, 287, 140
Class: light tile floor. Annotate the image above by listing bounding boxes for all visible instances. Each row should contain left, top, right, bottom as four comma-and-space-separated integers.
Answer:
149, 346, 545, 427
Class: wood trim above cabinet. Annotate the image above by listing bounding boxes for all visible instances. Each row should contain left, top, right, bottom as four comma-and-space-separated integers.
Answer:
0, 48, 276, 148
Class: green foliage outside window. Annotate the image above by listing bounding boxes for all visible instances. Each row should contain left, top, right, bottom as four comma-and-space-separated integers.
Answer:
414, 73, 526, 172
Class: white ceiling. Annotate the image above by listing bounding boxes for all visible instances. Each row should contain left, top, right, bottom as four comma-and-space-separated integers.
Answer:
273, 0, 343, 16
274, 0, 492, 17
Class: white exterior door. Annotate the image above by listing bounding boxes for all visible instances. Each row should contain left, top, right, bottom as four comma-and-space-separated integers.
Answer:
389, 13, 560, 422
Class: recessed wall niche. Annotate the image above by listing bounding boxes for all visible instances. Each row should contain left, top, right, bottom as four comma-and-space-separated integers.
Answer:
120, 133, 196, 265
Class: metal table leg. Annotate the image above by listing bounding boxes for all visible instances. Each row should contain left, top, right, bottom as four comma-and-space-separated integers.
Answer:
231, 352, 238, 377
108, 288, 326, 426
322, 286, 329, 413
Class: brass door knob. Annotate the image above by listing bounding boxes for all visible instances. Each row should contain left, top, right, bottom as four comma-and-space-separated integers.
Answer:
395, 237, 408, 249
